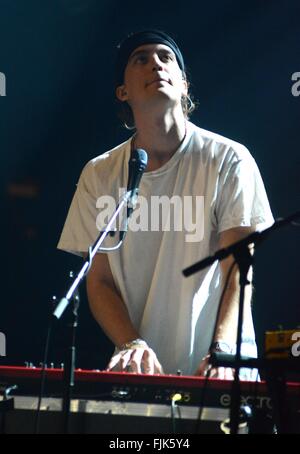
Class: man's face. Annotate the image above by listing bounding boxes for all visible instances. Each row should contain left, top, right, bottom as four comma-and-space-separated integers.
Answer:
116, 43, 187, 113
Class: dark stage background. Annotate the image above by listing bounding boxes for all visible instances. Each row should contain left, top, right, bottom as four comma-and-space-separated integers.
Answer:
0, 0, 299, 370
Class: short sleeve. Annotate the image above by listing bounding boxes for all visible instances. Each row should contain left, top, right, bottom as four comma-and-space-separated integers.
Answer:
215, 148, 274, 233
57, 163, 100, 256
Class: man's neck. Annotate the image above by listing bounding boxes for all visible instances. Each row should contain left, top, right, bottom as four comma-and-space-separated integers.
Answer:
133, 108, 187, 171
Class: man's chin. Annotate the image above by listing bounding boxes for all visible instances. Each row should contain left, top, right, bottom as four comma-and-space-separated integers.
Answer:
146, 89, 178, 104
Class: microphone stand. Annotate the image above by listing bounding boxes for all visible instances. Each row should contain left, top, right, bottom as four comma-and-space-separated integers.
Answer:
210, 353, 300, 433
228, 244, 252, 435
183, 209, 300, 435
62, 273, 79, 434
53, 191, 130, 320
52, 148, 148, 434
53, 190, 131, 434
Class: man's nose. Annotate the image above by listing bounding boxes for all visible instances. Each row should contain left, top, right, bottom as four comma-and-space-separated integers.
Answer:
150, 54, 163, 71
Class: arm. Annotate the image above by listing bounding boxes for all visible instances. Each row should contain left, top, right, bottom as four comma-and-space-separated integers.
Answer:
86, 252, 163, 374
86, 252, 139, 347
213, 226, 255, 346
195, 226, 255, 378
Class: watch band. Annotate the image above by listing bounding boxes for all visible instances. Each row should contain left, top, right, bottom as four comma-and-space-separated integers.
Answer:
119, 338, 148, 351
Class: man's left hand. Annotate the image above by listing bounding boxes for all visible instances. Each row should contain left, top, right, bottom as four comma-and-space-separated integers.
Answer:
194, 354, 234, 379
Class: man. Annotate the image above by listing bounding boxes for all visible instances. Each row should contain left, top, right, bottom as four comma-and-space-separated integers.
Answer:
58, 30, 273, 377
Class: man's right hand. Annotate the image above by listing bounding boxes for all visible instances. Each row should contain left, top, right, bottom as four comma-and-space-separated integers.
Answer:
106, 344, 164, 375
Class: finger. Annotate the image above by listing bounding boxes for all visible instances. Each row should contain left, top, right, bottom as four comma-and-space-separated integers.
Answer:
195, 365, 206, 376
248, 368, 260, 382
119, 350, 133, 371
107, 350, 132, 371
197, 356, 210, 376
142, 349, 154, 374
210, 367, 233, 379
153, 355, 164, 374
216, 367, 225, 379
142, 349, 164, 374
106, 353, 122, 371
224, 368, 234, 380
205, 365, 214, 377
130, 348, 145, 373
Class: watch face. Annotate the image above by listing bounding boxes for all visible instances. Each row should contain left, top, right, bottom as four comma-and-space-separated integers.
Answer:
211, 341, 233, 354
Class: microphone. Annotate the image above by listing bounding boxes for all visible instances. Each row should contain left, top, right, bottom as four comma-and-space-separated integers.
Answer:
120, 148, 148, 241
126, 148, 148, 213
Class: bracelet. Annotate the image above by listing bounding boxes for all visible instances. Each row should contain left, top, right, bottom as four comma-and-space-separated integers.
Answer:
119, 338, 148, 351
210, 341, 234, 354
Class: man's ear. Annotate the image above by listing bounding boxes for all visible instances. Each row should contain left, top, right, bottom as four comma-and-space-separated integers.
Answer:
182, 78, 188, 97
116, 85, 128, 101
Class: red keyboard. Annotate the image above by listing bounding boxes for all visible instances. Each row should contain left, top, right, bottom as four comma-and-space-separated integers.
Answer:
0, 365, 299, 409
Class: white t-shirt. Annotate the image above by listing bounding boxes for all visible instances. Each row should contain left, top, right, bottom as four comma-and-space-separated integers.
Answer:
58, 121, 274, 375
